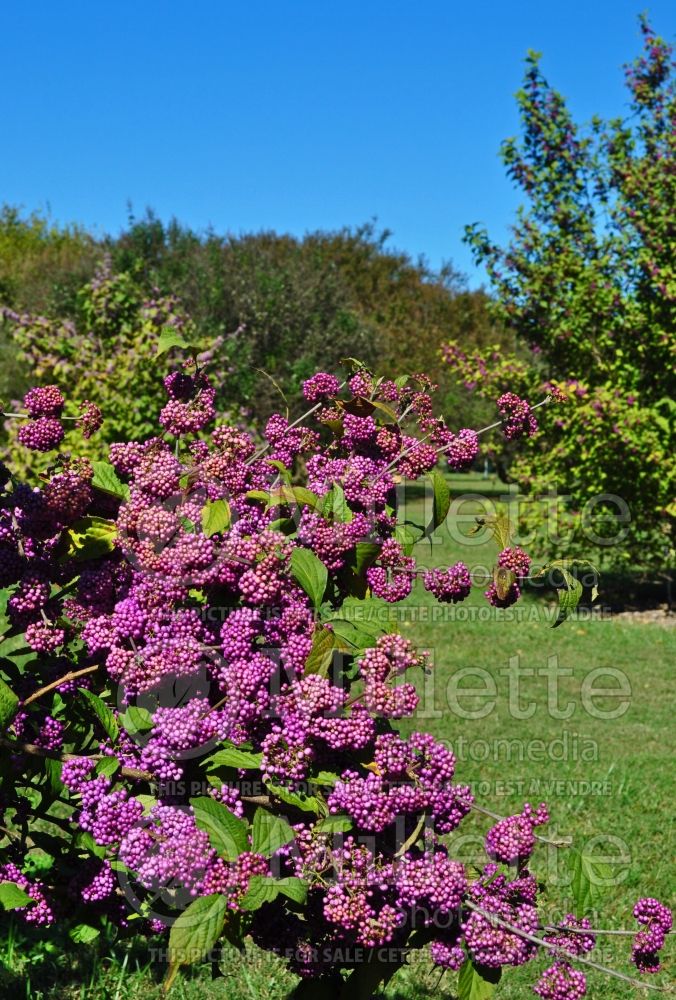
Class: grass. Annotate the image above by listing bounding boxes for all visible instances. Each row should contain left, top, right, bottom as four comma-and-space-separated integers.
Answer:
1, 486, 673, 998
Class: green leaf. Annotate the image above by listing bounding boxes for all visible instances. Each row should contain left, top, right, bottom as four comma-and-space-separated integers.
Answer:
424, 470, 451, 536
119, 706, 154, 734
246, 489, 272, 504
308, 770, 339, 787
269, 486, 319, 510
369, 399, 399, 424
267, 516, 298, 536
351, 542, 380, 576
470, 513, 512, 550
205, 746, 262, 770
251, 808, 295, 856
78, 688, 119, 742
536, 559, 600, 627
316, 816, 353, 834
265, 782, 321, 815
320, 485, 352, 523
0, 676, 19, 731
552, 572, 583, 628
95, 756, 120, 778
265, 459, 293, 485
156, 329, 189, 356
201, 499, 231, 537
238, 875, 282, 912
59, 516, 117, 562
91, 461, 130, 500
136, 794, 158, 816
43, 756, 64, 796
167, 893, 228, 966
189, 797, 249, 861
239, 875, 308, 912
457, 960, 501, 999
394, 522, 420, 556
570, 848, 614, 919
276, 876, 308, 904
69, 923, 100, 944
0, 882, 33, 910
290, 548, 328, 609
303, 626, 336, 677
75, 830, 108, 859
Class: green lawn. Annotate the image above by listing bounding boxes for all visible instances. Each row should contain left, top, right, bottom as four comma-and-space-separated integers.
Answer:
2, 490, 674, 999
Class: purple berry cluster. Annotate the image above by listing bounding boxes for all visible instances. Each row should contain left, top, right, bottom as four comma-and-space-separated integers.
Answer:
485, 802, 549, 864
423, 561, 472, 603
302, 372, 341, 402
533, 961, 587, 999
632, 897, 672, 973
497, 392, 538, 440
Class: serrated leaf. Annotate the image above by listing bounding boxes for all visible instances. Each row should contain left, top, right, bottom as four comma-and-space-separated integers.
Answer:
190, 797, 249, 861
471, 513, 512, 550
246, 489, 272, 504
91, 461, 130, 500
69, 923, 100, 944
315, 816, 353, 834
60, 516, 117, 562
457, 960, 501, 999
308, 770, 339, 787
78, 688, 119, 742
290, 548, 328, 609
75, 830, 108, 859
156, 329, 189, 356
0, 676, 19, 731
136, 794, 157, 816
238, 875, 282, 911
424, 470, 451, 536
43, 756, 64, 795
369, 399, 399, 423
201, 499, 231, 537
394, 522, 420, 556
239, 875, 308, 912
95, 756, 120, 778
267, 516, 297, 535
267, 486, 318, 510
0, 882, 33, 910
167, 893, 228, 966
119, 705, 154, 734
570, 849, 614, 919
205, 746, 262, 770
351, 542, 380, 576
304, 626, 336, 677
251, 808, 295, 856
276, 876, 308, 904
265, 782, 321, 814
552, 568, 583, 628
265, 459, 293, 483
320, 485, 352, 523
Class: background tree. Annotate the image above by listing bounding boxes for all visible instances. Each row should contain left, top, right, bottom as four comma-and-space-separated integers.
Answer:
445, 17, 675, 571
2, 214, 508, 453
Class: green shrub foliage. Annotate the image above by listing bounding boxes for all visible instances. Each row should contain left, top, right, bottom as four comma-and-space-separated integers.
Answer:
445, 18, 675, 570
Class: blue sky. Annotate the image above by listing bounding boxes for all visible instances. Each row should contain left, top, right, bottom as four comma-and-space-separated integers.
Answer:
1, 1, 673, 286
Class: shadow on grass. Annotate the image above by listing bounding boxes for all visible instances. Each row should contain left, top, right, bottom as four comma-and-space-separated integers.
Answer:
0, 916, 166, 998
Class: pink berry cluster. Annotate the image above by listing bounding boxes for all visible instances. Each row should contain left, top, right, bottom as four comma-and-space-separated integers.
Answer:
423, 561, 472, 603
497, 392, 538, 440
485, 802, 550, 864
632, 897, 673, 973
14, 384, 103, 452
533, 961, 587, 999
